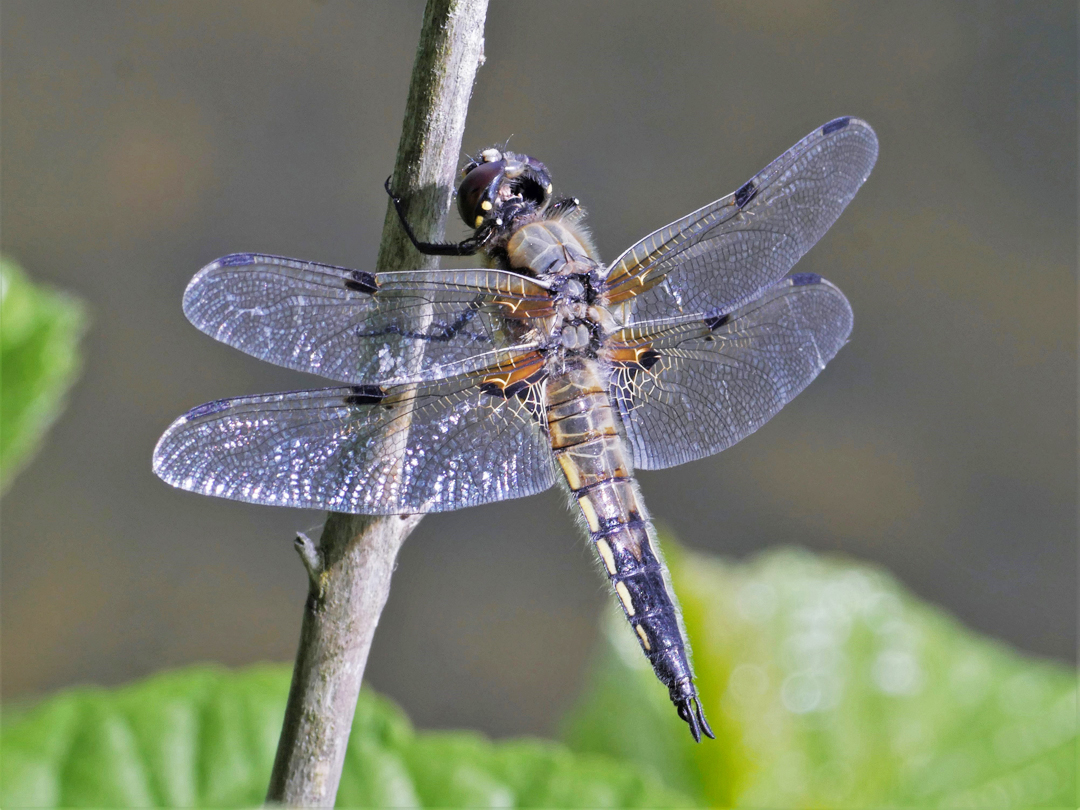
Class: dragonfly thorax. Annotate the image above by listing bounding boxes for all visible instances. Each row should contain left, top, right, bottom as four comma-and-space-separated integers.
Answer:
548, 271, 607, 358
504, 219, 597, 276
558, 276, 587, 301
557, 319, 597, 352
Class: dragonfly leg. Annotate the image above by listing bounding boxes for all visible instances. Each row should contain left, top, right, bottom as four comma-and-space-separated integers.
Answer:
383, 176, 485, 256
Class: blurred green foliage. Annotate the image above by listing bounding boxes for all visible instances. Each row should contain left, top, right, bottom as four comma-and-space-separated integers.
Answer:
4, 544, 1075, 807
563, 543, 1077, 808
0, 257, 86, 493
0, 665, 690, 808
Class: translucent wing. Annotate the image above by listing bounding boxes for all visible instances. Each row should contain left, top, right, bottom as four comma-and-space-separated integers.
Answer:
182, 254, 554, 385
152, 357, 556, 514
602, 117, 876, 326
608, 273, 852, 469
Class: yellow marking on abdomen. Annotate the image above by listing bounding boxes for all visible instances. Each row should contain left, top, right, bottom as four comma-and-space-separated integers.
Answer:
595, 538, 616, 574
553, 436, 631, 492
615, 581, 635, 615
557, 454, 583, 491
578, 496, 600, 532
549, 419, 617, 450
636, 624, 651, 651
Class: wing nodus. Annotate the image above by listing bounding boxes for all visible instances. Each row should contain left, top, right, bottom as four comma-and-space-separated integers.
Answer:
545, 359, 714, 742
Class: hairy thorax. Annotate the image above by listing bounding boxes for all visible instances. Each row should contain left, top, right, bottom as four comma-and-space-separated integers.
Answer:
503, 217, 622, 376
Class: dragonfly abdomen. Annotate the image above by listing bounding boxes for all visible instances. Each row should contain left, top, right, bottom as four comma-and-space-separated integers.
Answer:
544, 360, 713, 741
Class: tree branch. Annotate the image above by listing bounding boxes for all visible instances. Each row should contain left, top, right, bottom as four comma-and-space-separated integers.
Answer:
265, 1, 489, 804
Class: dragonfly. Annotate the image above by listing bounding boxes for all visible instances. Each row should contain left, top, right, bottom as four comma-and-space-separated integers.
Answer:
154, 117, 878, 741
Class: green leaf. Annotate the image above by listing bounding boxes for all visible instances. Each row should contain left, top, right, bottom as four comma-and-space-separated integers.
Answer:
563, 543, 1077, 808
0, 257, 86, 492
2, 665, 694, 808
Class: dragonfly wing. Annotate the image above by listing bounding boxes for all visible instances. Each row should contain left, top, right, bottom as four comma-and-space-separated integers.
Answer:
182, 254, 552, 385
609, 273, 852, 470
152, 354, 556, 513
603, 117, 876, 325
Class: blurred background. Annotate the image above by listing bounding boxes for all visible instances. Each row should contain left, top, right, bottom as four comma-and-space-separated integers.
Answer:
2, 0, 1074, 740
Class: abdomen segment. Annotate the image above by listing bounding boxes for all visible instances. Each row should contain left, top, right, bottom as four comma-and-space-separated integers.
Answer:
545, 361, 713, 742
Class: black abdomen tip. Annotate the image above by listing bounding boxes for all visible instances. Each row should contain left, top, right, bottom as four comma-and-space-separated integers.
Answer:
676, 697, 714, 743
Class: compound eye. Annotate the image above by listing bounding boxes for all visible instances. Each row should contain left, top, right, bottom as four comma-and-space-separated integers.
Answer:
457, 159, 504, 228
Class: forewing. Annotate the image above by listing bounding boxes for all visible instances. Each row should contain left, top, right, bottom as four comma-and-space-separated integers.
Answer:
182, 254, 552, 385
152, 364, 556, 514
609, 273, 852, 469
602, 117, 876, 325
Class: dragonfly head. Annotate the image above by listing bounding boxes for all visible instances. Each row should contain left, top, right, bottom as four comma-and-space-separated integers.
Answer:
457, 147, 553, 232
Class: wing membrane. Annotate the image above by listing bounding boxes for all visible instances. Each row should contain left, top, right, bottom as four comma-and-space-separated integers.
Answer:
182, 254, 552, 385
602, 117, 876, 326
153, 364, 556, 514
610, 274, 852, 469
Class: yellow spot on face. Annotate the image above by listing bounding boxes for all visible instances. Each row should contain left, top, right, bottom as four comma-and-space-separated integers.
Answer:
546, 183, 553, 194
481, 200, 493, 211
578, 495, 600, 532
636, 624, 651, 651
615, 581, 635, 615
474, 215, 484, 228
595, 538, 616, 574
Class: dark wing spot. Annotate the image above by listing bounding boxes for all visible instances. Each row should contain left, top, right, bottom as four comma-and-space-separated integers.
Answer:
705, 312, 731, 331
502, 380, 531, 398
734, 181, 757, 208
344, 270, 378, 294
219, 253, 258, 267
790, 273, 822, 286
638, 348, 661, 370
480, 369, 548, 400
344, 385, 387, 405
611, 347, 663, 374
821, 117, 851, 136
186, 399, 233, 419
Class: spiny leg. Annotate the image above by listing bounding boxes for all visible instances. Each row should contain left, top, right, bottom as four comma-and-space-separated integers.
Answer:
384, 177, 486, 256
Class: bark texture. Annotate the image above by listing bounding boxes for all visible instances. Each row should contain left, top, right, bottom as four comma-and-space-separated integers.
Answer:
266, 0, 488, 804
